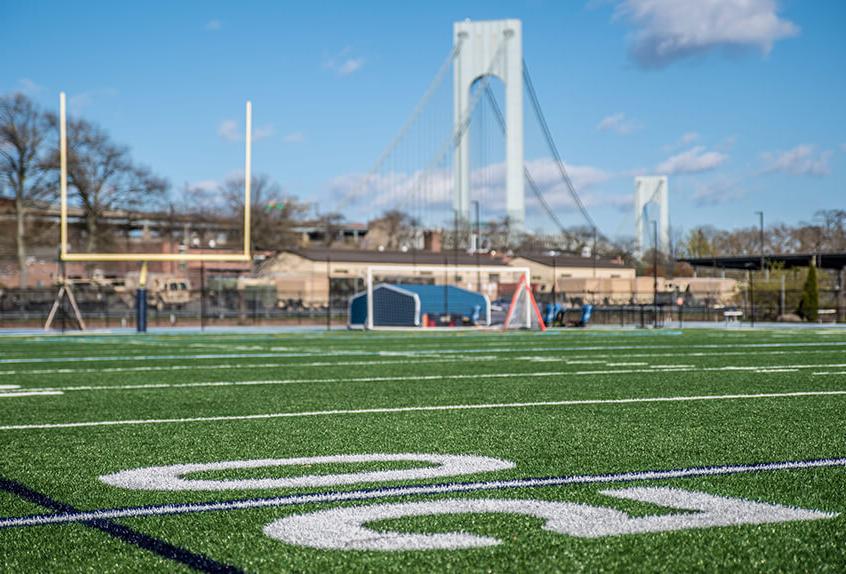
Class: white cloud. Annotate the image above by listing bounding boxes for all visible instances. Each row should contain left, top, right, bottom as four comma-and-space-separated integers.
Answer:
596, 112, 640, 134
205, 19, 222, 31
189, 180, 219, 192
840, 143, 846, 153
283, 132, 305, 144
253, 124, 275, 141
218, 120, 274, 142
761, 144, 832, 177
324, 47, 366, 76
612, 0, 799, 68
691, 178, 747, 206
680, 131, 699, 145
329, 158, 617, 219
17, 78, 42, 95
218, 119, 240, 142
657, 146, 728, 175
69, 88, 119, 109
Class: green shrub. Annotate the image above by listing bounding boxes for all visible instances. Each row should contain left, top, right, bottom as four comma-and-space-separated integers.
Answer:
798, 262, 819, 322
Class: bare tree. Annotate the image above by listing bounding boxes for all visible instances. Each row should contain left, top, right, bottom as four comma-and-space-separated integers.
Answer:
55, 117, 168, 252
0, 93, 51, 287
221, 174, 308, 251
366, 209, 419, 250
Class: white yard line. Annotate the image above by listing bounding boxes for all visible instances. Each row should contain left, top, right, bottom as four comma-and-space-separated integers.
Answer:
11, 363, 846, 395
1, 347, 839, 377
0, 391, 63, 398
4, 340, 846, 365
1, 389, 843, 431
0, 356, 496, 377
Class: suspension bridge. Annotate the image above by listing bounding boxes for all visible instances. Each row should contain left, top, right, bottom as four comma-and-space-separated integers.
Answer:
333, 19, 601, 254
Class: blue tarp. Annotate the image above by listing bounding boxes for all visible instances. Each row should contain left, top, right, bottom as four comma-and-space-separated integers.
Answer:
348, 284, 489, 327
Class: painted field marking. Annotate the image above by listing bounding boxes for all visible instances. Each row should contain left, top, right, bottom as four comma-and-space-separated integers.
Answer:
0, 356, 495, 377
0, 391, 64, 398
100, 454, 514, 491
1, 389, 844, 431
266, 488, 834, 550
1, 457, 843, 529
4, 340, 846, 364
0, 475, 243, 573
5, 347, 844, 377
12, 362, 846, 395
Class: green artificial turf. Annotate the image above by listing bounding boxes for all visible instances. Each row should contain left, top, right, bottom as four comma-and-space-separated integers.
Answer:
0, 328, 845, 572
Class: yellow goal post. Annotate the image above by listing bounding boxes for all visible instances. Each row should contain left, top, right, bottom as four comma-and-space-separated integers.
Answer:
57, 92, 253, 263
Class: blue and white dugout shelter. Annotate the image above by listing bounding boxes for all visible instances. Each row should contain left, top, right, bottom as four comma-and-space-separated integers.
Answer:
348, 283, 492, 328
350, 265, 530, 329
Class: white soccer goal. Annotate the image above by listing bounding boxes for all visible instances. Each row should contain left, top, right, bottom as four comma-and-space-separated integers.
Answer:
352, 265, 543, 330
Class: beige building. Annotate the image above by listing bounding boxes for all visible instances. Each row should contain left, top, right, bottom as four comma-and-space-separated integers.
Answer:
258, 249, 629, 308
509, 253, 635, 292
258, 248, 514, 308
556, 276, 738, 305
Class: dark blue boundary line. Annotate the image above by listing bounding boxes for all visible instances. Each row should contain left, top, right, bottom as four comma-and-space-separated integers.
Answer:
0, 476, 243, 574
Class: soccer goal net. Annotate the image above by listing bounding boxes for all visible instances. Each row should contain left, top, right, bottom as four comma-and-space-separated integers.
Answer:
348, 265, 544, 330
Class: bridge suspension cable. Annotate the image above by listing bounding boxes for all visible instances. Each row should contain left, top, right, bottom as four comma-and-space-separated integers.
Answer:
482, 85, 569, 236
337, 40, 464, 214
522, 60, 598, 236
359, 37, 509, 223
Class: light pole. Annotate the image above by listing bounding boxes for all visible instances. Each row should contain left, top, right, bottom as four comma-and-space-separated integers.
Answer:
755, 211, 767, 280
549, 250, 558, 307
652, 220, 658, 328
472, 200, 481, 293
592, 227, 598, 278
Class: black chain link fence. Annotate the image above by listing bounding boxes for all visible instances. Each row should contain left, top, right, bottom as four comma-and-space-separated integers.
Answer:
2, 283, 842, 330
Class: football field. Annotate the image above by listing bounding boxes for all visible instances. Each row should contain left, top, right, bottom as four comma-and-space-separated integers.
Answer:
1, 328, 845, 572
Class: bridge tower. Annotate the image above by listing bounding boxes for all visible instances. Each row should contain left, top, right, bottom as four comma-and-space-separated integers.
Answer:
453, 19, 524, 231
634, 176, 670, 259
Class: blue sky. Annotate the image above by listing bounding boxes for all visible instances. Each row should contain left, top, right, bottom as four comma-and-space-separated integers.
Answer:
3, 0, 844, 240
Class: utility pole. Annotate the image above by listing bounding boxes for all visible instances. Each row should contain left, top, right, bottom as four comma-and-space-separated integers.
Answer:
652, 220, 658, 328
453, 209, 459, 288
756, 211, 767, 280
551, 251, 558, 307
592, 227, 598, 278
472, 200, 481, 293
749, 265, 755, 328
326, 252, 331, 331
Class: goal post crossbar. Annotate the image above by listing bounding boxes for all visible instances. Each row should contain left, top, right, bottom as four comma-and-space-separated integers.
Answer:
57, 92, 253, 263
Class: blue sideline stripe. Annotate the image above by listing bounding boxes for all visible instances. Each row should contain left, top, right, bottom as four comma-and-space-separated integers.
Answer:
1, 457, 843, 530
0, 476, 243, 573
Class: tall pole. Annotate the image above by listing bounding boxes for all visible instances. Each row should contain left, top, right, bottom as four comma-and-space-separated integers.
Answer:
756, 211, 766, 280
552, 253, 557, 306
592, 227, 597, 278
472, 200, 481, 293
749, 266, 755, 328
326, 252, 331, 331
243, 101, 252, 258
59, 93, 68, 259
200, 261, 206, 331
652, 220, 658, 328
453, 209, 459, 290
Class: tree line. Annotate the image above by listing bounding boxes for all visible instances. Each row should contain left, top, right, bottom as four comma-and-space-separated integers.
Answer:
0, 92, 311, 287
3, 91, 844, 290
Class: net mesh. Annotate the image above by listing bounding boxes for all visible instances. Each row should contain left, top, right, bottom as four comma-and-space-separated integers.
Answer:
503, 275, 545, 331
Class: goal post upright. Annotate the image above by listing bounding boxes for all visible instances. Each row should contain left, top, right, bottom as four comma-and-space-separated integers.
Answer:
48, 93, 255, 332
